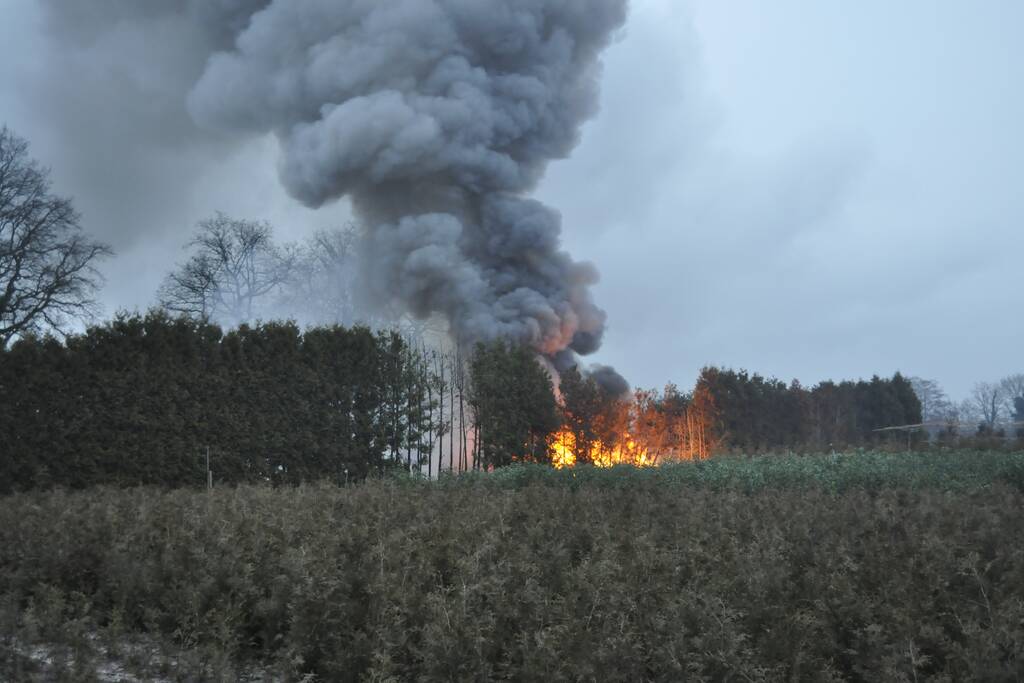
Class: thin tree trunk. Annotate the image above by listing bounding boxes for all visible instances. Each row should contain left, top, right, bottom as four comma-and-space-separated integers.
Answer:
449, 351, 455, 473
437, 351, 445, 478
391, 348, 400, 468
421, 343, 431, 476
405, 347, 412, 472
458, 346, 467, 472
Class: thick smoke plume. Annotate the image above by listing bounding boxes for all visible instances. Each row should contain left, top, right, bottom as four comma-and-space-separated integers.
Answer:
42, 0, 630, 391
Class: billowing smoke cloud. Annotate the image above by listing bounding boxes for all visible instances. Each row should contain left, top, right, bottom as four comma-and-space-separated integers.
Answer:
187, 0, 628, 386
38, 0, 630, 390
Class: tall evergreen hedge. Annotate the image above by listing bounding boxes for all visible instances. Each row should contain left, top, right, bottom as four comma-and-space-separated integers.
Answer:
0, 312, 422, 492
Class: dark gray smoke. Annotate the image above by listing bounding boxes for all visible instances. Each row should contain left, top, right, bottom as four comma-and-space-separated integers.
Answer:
589, 365, 632, 398
41, 0, 631, 391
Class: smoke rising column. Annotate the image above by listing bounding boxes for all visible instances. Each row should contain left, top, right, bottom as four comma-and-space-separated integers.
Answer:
188, 0, 629, 381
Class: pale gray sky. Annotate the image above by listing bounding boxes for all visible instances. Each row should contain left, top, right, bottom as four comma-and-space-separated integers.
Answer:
1, 0, 1020, 399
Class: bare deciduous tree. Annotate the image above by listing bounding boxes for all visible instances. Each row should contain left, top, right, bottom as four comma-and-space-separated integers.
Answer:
283, 225, 359, 326
1000, 374, 1024, 417
970, 381, 1003, 428
0, 126, 111, 346
909, 377, 956, 423
999, 374, 1024, 428
159, 213, 293, 326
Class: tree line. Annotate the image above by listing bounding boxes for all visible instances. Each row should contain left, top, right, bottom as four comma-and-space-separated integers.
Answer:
0, 312, 462, 493
1, 312, 943, 494
695, 368, 923, 451
911, 375, 1024, 438
0, 307, 993, 495
0, 310, 720, 494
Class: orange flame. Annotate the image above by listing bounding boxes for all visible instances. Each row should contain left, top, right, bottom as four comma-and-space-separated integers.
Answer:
550, 430, 652, 468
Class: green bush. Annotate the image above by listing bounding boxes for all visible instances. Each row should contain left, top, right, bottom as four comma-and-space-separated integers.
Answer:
2, 451, 1023, 680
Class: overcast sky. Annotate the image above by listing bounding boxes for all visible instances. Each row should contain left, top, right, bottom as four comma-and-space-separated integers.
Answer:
1, 0, 1020, 399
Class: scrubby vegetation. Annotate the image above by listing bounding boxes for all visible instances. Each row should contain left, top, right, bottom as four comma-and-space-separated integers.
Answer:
3, 451, 1023, 681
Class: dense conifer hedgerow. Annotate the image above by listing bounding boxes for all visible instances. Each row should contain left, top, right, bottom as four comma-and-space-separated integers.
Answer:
2, 452, 1023, 681
696, 367, 924, 452
0, 312, 438, 492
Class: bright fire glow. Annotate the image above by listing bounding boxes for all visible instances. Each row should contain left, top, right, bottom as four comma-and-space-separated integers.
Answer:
550, 430, 652, 469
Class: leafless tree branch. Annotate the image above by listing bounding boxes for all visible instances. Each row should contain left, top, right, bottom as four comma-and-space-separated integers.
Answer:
0, 126, 112, 346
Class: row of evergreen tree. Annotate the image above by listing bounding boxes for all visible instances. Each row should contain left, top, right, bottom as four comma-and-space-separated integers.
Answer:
696, 367, 922, 451
0, 312, 455, 492
2, 312, 929, 493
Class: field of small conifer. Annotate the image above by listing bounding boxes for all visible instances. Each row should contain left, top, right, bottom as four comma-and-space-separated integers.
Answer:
2, 450, 1023, 681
